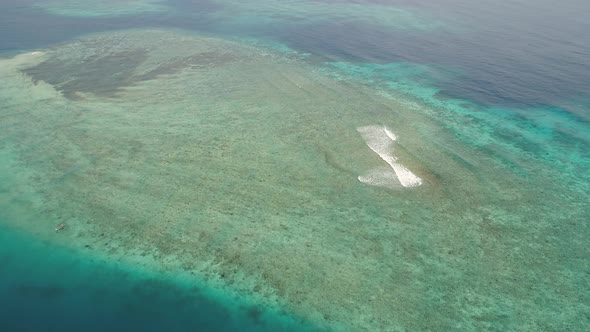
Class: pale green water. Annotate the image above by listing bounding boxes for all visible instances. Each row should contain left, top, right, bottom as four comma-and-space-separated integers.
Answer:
1, 28, 588, 331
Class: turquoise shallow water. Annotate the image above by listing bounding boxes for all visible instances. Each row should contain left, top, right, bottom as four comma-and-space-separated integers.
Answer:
1, 1, 589, 331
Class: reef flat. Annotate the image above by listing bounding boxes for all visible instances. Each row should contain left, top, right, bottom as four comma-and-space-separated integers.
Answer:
1, 29, 589, 331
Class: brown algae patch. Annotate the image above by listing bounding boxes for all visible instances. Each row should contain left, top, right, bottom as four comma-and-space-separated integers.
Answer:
1, 29, 589, 331
23, 31, 241, 100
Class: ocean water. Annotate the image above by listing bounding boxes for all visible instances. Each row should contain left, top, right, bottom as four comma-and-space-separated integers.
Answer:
0, 1, 589, 331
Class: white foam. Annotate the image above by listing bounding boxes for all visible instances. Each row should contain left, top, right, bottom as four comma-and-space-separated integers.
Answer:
357, 125, 422, 188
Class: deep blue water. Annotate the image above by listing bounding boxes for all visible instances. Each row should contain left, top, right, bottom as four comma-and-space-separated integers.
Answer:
1, 0, 589, 331
0, 225, 314, 332
2, 0, 589, 109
